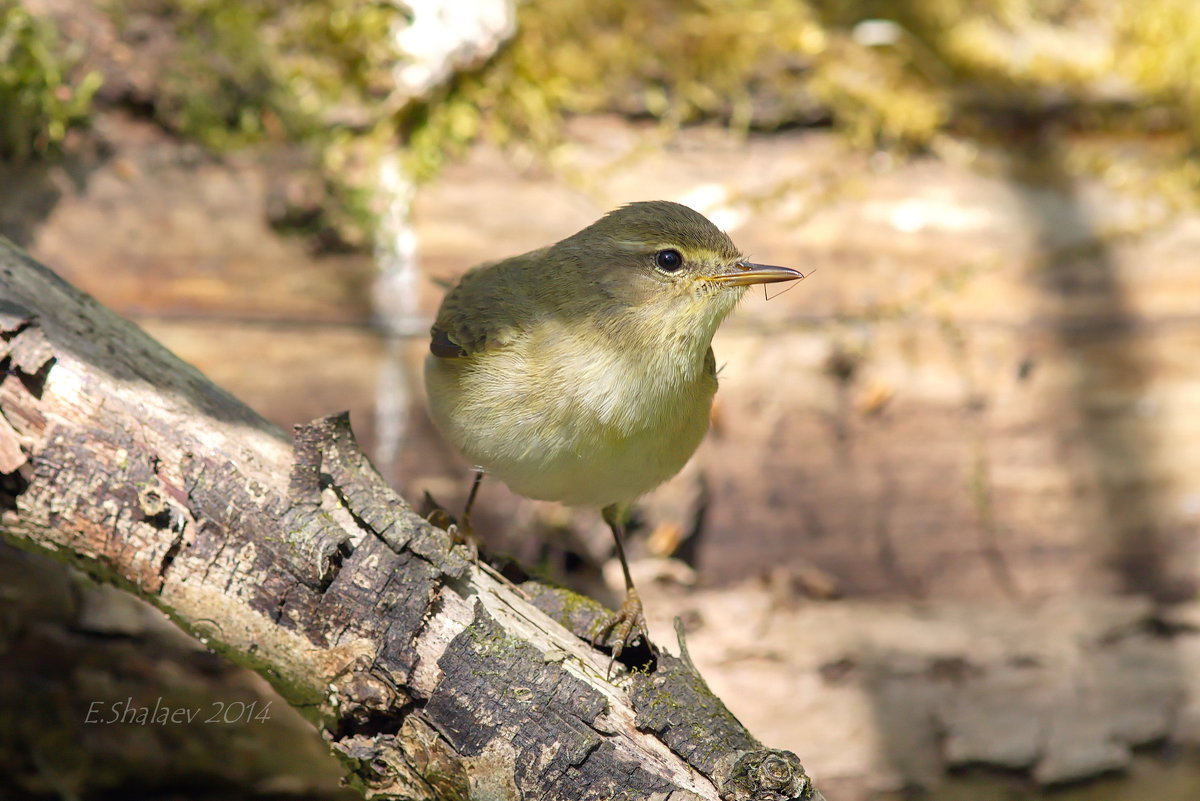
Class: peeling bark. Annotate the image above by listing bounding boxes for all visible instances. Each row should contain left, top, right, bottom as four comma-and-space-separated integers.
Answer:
0, 239, 821, 801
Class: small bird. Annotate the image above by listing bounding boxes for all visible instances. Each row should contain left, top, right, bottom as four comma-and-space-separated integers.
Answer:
425, 200, 804, 663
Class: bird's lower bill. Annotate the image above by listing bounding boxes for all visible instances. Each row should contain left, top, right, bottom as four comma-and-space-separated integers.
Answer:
702, 262, 804, 287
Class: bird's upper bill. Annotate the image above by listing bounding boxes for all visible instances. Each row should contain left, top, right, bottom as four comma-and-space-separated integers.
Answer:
701, 261, 806, 287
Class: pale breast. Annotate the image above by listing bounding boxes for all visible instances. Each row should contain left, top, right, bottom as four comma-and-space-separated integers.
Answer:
424, 321, 717, 508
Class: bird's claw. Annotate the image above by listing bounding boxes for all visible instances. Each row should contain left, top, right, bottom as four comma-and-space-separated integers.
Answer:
422, 491, 455, 530
447, 521, 480, 564
422, 491, 480, 563
592, 587, 647, 678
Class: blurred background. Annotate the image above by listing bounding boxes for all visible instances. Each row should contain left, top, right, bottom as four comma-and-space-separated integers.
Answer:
3, 0, 1200, 798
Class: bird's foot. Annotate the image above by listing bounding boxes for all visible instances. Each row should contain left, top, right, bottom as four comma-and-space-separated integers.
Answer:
421, 490, 454, 529
422, 491, 479, 563
447, 520, 480, 564
592, 587, 648, 678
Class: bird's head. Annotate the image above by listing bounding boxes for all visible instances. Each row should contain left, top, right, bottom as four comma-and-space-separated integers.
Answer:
552, 200, 804, 348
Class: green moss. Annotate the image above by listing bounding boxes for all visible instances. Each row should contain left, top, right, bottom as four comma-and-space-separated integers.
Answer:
401, 0, 831, 180
112, 0, 401, 149
3, 526, 145, 597
516, 580, 614, 641
466, 621, 526, 664
1117, 0, 1200, 135
808, 37, 948, 150
79, 0, 1200, 237
107, 0, 405, 245
165, 612, 330, 723
143, 1, 290, 147
405, 0, 1200, 177
0, 2, 102, 163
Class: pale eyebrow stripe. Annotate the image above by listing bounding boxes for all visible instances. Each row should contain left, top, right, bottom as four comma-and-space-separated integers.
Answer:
609, 239, 743, 263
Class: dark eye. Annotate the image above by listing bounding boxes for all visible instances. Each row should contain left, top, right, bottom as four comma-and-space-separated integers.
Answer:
655, 249, 684, 272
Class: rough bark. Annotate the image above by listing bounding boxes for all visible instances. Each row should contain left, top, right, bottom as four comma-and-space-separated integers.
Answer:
0, 238, 821, 801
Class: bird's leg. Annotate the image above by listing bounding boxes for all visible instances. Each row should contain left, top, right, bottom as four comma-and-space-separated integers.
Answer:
448, 469, 485, 562
460, 469, 485, 536
593, 503, 649, 675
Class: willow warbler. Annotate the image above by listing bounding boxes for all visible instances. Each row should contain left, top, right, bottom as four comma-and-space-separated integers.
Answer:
425, 200, 804, 662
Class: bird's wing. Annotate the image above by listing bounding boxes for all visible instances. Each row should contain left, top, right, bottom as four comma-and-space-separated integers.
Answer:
428, 252, 543, 359
704, 345, 717, 379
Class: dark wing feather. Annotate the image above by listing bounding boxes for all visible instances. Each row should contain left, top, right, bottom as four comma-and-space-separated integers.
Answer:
429, 327, 467, 358
428, 250, 547, 360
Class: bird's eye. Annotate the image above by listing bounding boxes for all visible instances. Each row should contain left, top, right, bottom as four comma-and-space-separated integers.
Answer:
654, 249, 684, 272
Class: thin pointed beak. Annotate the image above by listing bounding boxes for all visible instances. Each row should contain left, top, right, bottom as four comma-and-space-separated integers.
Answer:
701, 261, 806, 287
